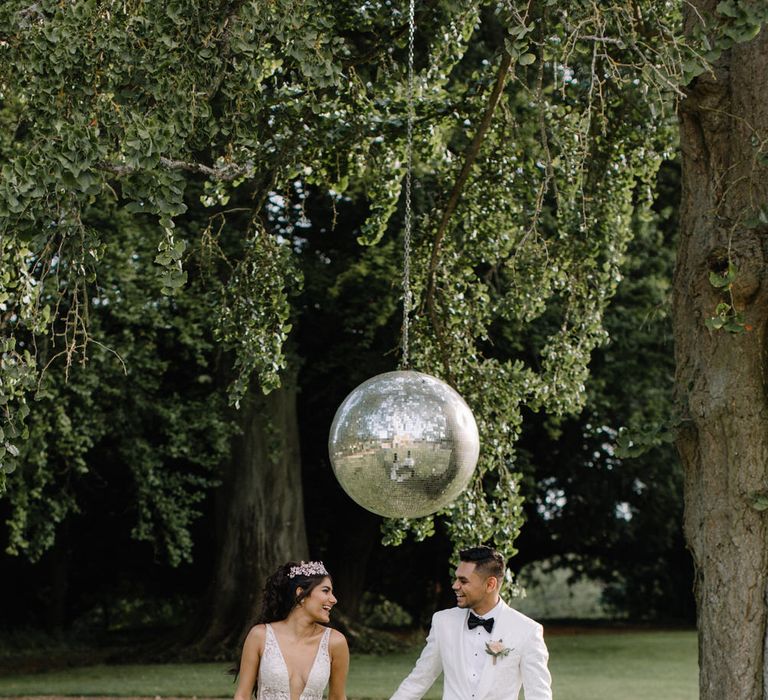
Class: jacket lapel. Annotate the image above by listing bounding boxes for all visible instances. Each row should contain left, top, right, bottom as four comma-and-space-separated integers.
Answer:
474, 601, 513, 700
448, 608, 473, 699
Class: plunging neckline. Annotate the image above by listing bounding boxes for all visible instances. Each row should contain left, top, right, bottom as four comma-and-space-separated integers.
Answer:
266, 623, 327, 700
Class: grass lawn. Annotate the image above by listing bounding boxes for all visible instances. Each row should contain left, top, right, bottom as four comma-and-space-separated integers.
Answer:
0, 630, 697, 700
547, 630, 697, 700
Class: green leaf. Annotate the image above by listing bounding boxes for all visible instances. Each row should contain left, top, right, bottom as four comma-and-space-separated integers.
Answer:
715, 302, 731, 315
747, 491, 768, 511
723, 320, 746, 334
503, 39, 520, 60
716, 1, 740, 18
705, 316, 725, 330
709, 264, 736, 288
125, 201, 148, 214
682, 60, 706, 80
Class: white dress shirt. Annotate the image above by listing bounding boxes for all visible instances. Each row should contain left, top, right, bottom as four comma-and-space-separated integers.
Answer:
464, 599, 504, 695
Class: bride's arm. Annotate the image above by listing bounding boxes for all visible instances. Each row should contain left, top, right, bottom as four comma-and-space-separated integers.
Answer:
234, 624, 266, 700
328, 629, 350, 700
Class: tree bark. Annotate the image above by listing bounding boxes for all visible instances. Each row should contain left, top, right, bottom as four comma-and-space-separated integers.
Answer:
675, 9, 768, 699
328, 507, 380, 619
186, 369, 308, 656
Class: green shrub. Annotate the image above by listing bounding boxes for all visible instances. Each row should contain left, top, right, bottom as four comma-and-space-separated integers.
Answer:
359, 593, 414, 629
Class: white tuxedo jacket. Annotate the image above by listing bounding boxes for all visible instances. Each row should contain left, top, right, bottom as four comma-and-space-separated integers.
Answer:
390, 600, 552, 700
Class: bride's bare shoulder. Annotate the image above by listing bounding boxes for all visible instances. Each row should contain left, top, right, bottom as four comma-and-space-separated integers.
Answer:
245, 623, 268, 646
328, 628, 348, 652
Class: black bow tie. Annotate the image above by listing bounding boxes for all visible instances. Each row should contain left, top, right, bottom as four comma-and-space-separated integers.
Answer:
468, 612, 494, 633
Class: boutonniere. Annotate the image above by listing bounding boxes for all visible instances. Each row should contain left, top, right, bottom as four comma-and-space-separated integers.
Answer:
485, 639, 513, 665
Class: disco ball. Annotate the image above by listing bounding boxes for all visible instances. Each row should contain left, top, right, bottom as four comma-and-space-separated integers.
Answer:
328, 370, 480, 518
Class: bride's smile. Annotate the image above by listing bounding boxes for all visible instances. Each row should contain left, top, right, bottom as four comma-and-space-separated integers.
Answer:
301, 578, 337, 623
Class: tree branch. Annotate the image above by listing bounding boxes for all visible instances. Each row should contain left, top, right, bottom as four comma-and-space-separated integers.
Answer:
98, 157, 251, 181
424, 49, 514, 378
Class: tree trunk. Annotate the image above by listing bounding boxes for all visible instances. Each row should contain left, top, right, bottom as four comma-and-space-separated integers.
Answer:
187, 369, 308, 656
675, 9, 768, 699
328, 507, 380, 619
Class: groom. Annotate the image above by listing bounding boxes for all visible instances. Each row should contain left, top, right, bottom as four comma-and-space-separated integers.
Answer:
390, 546, 552, 700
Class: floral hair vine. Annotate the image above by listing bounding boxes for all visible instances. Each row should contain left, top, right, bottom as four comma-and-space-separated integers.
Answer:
288, 561, 328, 579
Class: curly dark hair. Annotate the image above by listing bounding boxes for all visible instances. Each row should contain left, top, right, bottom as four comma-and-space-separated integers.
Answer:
256, 561, 331, 623
231, 561, 331, 678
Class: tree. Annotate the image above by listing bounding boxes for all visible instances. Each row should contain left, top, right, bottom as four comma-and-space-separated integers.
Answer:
3, 1, 766, 686
1, 200, 234, 562
0, 0, 669, 576
189, 367, 309, 654
676, 3, 768, 697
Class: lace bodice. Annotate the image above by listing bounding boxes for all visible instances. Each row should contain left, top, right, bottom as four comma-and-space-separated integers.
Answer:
257, 623, 331, 700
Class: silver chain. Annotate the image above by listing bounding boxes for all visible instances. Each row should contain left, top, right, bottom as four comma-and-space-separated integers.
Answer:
401, 0, 415, 369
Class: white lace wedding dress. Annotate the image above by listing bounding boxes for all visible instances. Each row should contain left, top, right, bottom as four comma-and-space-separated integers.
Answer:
257, 623, 332, 700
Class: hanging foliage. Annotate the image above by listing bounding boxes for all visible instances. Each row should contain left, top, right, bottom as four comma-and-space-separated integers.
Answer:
1, 0, 759, 566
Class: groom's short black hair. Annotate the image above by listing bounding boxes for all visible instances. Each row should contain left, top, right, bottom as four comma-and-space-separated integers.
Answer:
459, 546, 505, 580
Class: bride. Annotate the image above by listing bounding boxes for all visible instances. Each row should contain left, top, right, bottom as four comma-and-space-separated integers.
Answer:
234, 561, 349, 700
